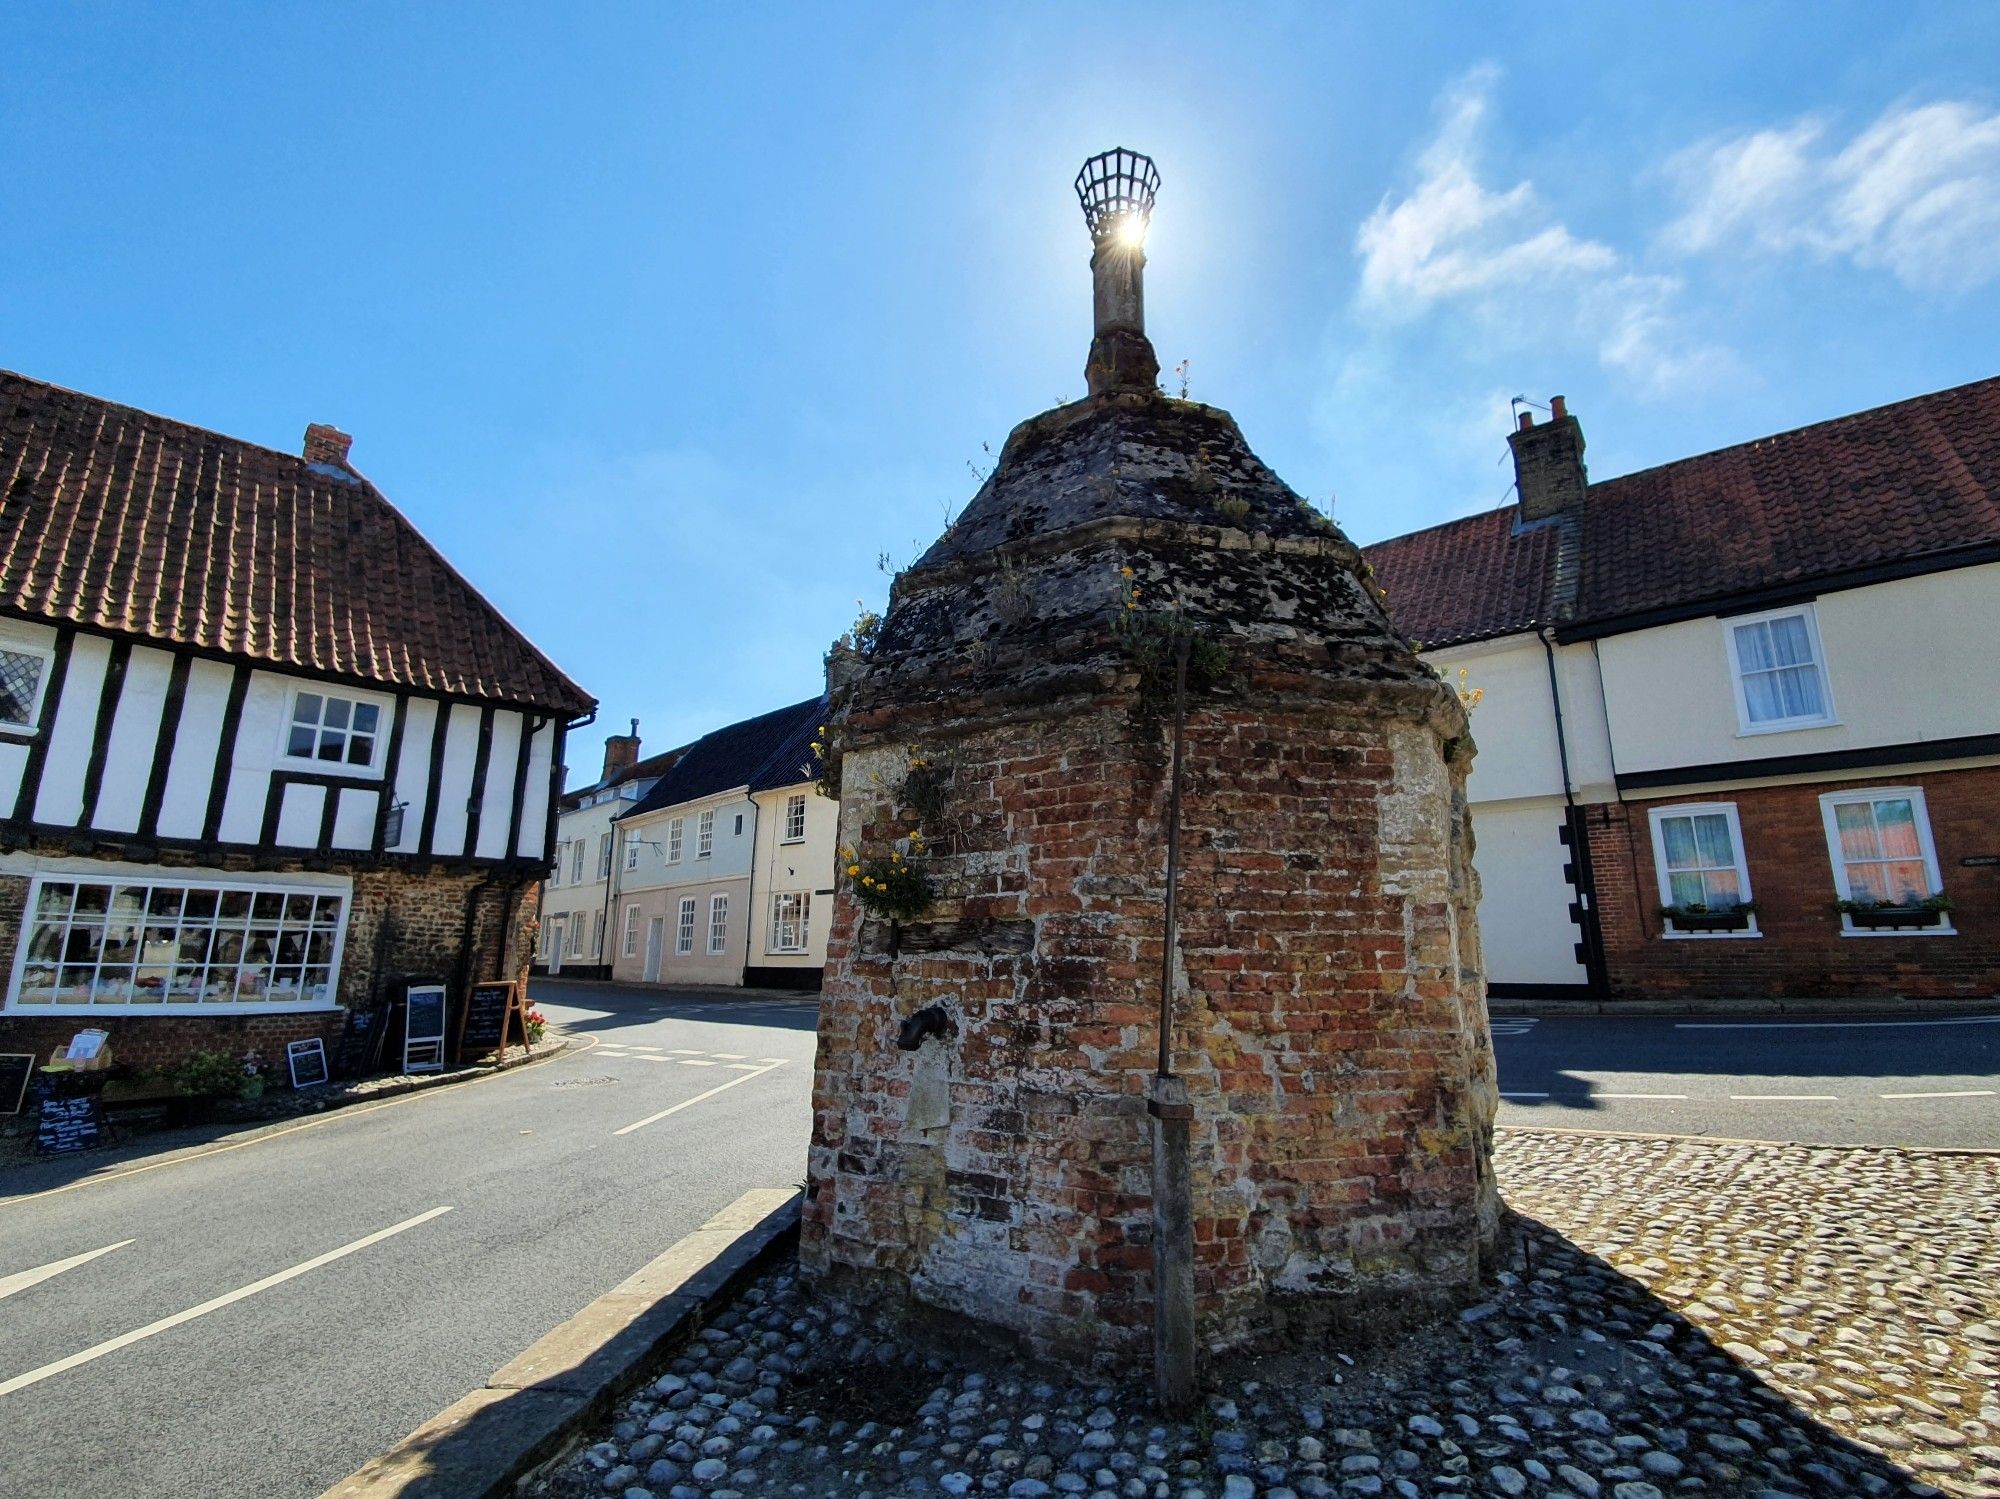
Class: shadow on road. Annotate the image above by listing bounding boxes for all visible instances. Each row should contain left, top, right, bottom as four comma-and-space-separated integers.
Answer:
1492, 1010, 2000, 1114
530, 979, 821, 1036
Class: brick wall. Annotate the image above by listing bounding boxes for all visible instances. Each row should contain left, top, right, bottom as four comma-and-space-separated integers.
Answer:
803, 694, 1499, 1360
0, 845, 542, 1076
1586, 764, 2000, 999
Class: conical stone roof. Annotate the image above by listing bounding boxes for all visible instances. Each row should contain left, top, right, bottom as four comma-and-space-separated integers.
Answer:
842, 387, 1450, 729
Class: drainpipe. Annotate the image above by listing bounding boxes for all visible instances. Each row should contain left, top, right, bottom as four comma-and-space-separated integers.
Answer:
1541, 630, 1608, 996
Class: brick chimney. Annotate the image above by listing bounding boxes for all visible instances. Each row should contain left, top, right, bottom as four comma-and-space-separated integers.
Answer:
602, 719, 640, 781
303, 423, 354, 467
1509, 395, 1588, 521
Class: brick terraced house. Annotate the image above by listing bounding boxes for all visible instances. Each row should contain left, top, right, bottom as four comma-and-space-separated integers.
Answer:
0, 372, 594, 1074
1367, 378, 2000, 1002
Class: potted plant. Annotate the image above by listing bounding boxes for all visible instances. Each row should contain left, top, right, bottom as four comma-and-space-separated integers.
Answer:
1659, 900, 1757, 934
1836, 894, 1953, 931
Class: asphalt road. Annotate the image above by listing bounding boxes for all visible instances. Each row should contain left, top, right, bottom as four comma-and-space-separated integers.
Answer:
0, 979, 816, 1499
1493, 1009, 2000, 1147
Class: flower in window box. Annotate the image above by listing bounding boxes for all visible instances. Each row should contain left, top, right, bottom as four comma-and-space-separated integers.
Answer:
1658, 900, 1757, 933
1834, 894, 1952, 929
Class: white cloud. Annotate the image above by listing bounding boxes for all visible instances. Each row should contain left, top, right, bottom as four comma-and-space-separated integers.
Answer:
1664, 99, 2000, 292
1350, 66, 1725, 397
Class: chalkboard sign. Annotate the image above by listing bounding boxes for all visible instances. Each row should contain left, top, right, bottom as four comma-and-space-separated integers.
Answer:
333, 1009, 379, 1079
287, 1037, 330, 1090
404, 983, 447, 1073
36, 1092, 107, 1155
0, 1054, 33, 1116
459, 981, 514, 1056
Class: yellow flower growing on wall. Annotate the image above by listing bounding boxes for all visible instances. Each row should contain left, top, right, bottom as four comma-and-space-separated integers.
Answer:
847, 864, 861, 877
1119, 566, 1134, 578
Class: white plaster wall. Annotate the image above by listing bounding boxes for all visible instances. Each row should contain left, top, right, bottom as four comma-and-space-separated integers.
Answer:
474, 711, 524, 860
1598, 563, 2000, 776
0, 741, 26, 817
515, 720, 555, 859
156, 659, 236, 839
275, 783, 325, 847
34, 634, 110, 826
1470, 797, 1589, 988
430, 703, 482, 856
386, 698, 439, 855
334, 787, 378, 849
1421, 636, 1566, 805
619, 790, 757, 892
89, 645, 174, 833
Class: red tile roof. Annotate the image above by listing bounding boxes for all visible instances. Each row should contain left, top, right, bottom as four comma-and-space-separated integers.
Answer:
1365, 374, 2000, 648
1363, 504, 1561, 649
0, 371, 593, 715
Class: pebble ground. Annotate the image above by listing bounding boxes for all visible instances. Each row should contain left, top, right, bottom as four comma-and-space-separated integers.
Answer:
537, 1129, 2000, 1499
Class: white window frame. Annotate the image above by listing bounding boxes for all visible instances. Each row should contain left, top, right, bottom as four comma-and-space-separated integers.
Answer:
1723, 604, 1837, 736
676, 896, 697, 955
6, 869, 350, 1016
707, 893, 729, 955
1647, 801, 1760, 940
1819, 786, 1954, 937
621, 903, 641, 958
591, 910, 605, 957
567, 914, 585, 956
624, 829, 640, 871
667, 818, 684, 864
696, 810, 714, 859
277, 683, 393, 775
783, 794, 807, 844
768, 891, 811, 954
548, 844, 563, 887
0, 631, 57, 735
597, 832, 612, 881
570, 840, 585, 884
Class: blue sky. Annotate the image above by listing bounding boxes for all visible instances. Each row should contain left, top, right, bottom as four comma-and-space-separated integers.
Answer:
6, 5, 1999, 784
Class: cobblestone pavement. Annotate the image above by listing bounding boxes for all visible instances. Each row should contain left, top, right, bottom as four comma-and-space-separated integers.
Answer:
539, 1130, 2000, 1499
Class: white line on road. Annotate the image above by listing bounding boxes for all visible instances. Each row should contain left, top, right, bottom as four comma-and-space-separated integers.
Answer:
674, 1059, 718, 1067
724, 1063, 765, 1071
1677, 1016, 2000, 1030
0, 1207, 452, 1399
1879, 1089, 1996, 1100
613, 1061, 789, 1137
0, 1239, 135, 1302
711, 1053, 748, 1059
1730, 1094, 1837, 1101
1596, 1093, 1688, 1100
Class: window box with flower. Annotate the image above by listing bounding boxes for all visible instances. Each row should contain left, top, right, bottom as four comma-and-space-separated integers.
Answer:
1834, 895, 1953, 932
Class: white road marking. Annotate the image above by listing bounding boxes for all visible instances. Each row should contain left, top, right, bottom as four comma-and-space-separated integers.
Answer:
1596, 1092, 1688, 1100
0, 1240, 135, 1302
1489, 1019, 1540, 1037
674, 1059, 718, 1067
667, 1049, 706, 1055
624, 1045, 663, 1053
724, 1063, 765, 1071
711, 1053, 748, 1060
1500, 1091, 1550, 1099
0, 1207, 451, 1399
1879, 1089, 1996, 1100
1730, 1093, 1837, 1101
634, 1055, 674, 1063
613, 1061, 789, 1137
1677, 1016, 2000, 1030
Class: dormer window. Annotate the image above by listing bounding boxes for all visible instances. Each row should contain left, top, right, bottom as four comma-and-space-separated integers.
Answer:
285, 688, 386, 770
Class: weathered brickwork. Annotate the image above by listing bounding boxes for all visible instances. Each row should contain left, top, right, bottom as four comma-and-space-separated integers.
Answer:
0, 843, 542, 1074
802, 379, 1501, 1362
1586, 764, 2000, 999
807, 689, 1497, 1361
